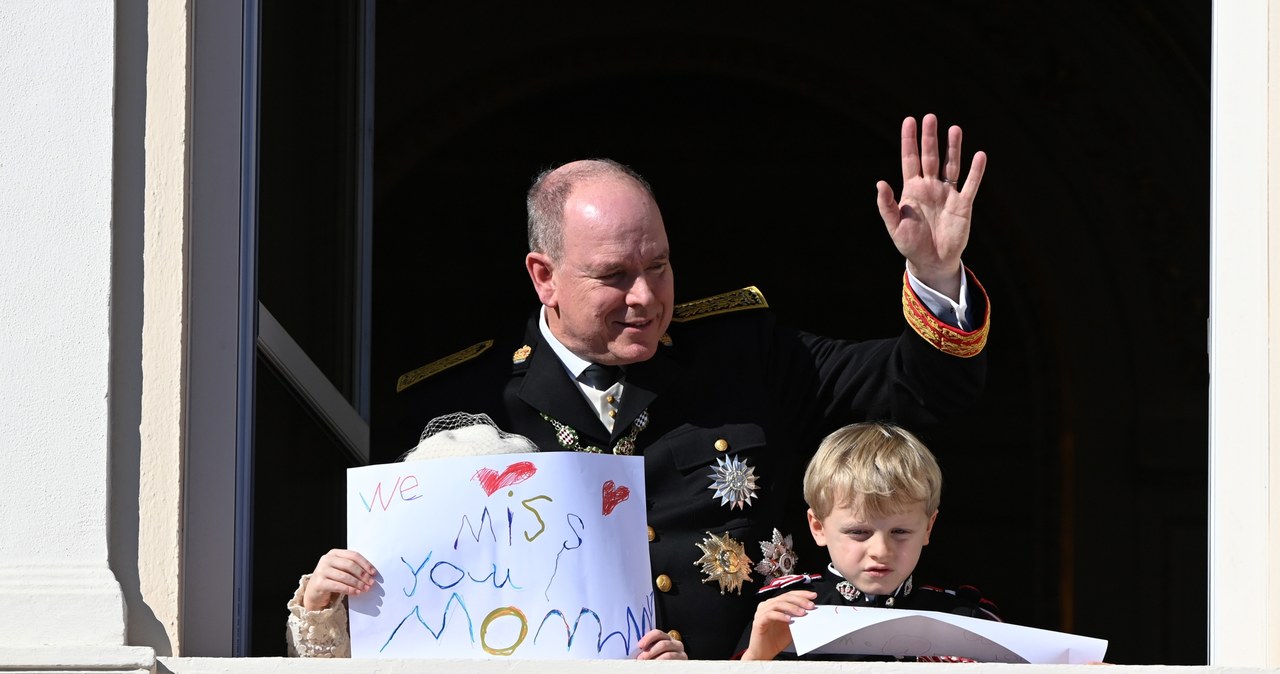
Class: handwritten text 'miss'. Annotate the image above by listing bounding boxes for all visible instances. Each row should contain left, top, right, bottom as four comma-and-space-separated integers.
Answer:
352, 459, 655, 658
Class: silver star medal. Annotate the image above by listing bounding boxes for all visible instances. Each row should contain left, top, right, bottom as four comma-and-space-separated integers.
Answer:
707, 454, 759, 510
755, 528, 798, 580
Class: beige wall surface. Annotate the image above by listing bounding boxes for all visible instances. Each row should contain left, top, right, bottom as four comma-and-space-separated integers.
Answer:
136, 0, 191, 656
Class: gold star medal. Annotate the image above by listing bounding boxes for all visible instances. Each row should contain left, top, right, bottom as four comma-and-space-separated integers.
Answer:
694, 531, 753, 595
707, 455, 759, 510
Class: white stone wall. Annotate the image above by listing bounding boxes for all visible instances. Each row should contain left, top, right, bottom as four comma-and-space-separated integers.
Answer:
0, 0, 124, 647
0, 1, 154, 671
1270, 0, 1280, 667
1209, 0, 1280, 666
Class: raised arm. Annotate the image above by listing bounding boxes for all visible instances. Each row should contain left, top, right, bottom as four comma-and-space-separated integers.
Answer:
876, 113, 987, 301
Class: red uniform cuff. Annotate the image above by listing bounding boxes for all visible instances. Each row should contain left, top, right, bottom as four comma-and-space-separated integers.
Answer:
901, 268, 990, 358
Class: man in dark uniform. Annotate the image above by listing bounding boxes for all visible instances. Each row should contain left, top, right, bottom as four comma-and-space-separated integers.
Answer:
384, 114, 991, 658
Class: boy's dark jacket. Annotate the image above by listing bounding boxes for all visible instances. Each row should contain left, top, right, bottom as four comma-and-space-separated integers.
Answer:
736, 572, 1001, 661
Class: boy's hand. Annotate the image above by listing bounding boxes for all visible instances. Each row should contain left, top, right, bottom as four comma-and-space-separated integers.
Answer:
634, 629, 687, 660
303, 548, 377, 611
741, 590, 818, 661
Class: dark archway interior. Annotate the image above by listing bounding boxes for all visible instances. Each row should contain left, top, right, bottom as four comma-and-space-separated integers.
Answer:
252, 0, 1209, 662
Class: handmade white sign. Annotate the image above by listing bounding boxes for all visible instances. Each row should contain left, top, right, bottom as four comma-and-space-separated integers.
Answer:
790, 605, 1108, 664
346, 452, 653, 659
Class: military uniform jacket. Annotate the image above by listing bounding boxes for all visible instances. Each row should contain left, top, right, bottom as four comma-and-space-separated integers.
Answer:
389, 280, 989, 659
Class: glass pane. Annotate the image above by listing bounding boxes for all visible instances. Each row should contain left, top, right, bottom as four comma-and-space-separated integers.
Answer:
257, 0, 360, 401
249, 354, 354, 656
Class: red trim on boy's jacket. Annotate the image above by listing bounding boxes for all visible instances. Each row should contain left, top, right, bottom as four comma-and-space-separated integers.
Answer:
756, 573, 823, 594
919, 583, 1005, 622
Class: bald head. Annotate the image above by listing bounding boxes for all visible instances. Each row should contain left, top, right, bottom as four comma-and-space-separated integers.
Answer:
527, 158, 655, 261
523, 158, 673, 365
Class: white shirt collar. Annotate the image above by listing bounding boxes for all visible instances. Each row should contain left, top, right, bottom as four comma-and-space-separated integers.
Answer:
538, 305, 591, 380
542, 305, 596, 378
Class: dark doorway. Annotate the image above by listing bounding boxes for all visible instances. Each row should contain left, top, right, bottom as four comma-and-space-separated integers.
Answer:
253, 1, 1209, 663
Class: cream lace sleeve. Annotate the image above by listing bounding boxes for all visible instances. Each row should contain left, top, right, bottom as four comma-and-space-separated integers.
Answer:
285, 574, 351, 657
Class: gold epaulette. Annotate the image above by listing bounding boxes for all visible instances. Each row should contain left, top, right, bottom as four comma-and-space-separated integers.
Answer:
396, 339, 494, 393
901, 270, 989, 358
671, 286, 768, 323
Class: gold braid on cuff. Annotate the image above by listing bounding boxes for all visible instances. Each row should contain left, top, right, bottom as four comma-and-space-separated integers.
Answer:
901, 269, 990, 358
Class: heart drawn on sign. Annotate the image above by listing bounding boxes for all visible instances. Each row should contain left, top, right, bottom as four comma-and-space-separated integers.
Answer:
601, 480, 631, 516
472, 461, 537, 496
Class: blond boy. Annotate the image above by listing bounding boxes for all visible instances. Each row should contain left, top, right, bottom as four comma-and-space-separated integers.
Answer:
741, 421, 999, 661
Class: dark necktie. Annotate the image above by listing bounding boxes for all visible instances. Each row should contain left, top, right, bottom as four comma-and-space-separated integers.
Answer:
578, 363, 622, 391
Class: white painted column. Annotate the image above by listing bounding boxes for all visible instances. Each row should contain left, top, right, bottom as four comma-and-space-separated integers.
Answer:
1209, 0, 1277, 667
0, 2, 153, 671
1268, 1, 1280, 666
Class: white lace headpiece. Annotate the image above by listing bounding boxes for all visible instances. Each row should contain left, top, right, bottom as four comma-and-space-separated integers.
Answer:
400, 412, 537, 462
